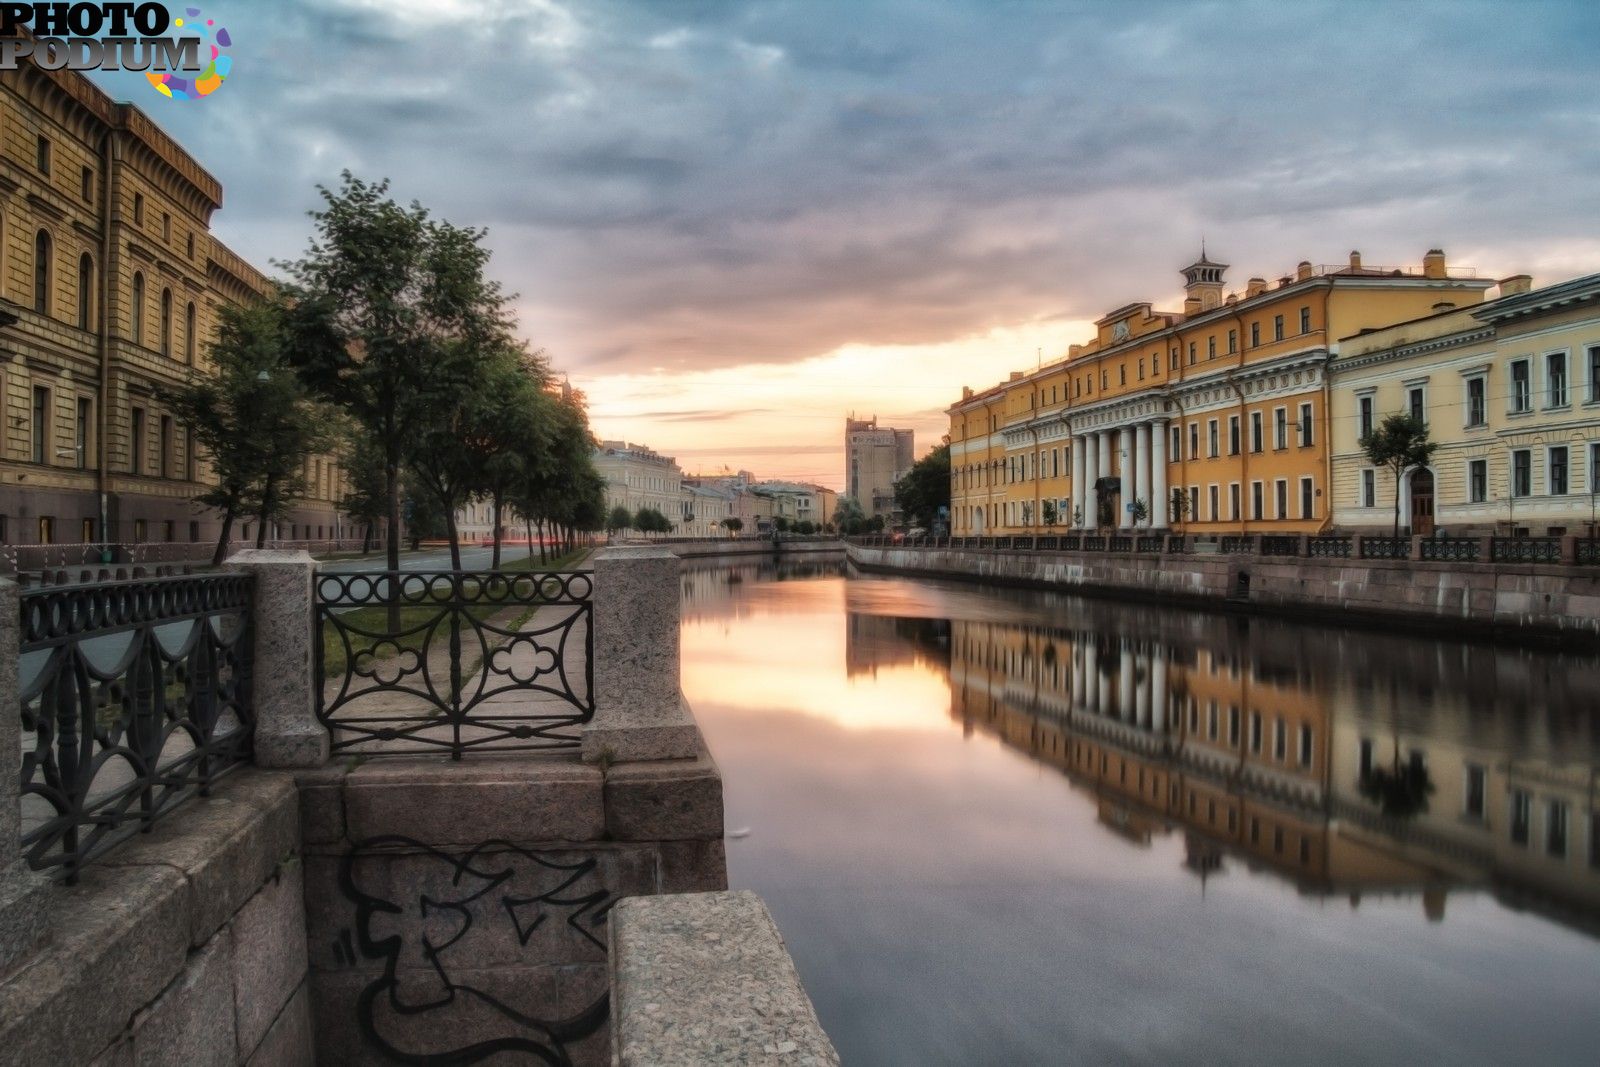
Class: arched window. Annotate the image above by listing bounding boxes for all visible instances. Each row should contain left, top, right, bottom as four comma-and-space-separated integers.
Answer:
185, 302, 196, 363
130, 272, 145, 344
77, 254, 93, 329
33, 230, 52, 314
160, 288, 172, 356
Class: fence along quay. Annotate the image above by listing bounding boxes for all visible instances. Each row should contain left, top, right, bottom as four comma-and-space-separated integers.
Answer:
0, 545, 837, 1065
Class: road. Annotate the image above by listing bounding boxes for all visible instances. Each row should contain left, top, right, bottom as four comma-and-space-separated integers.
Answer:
318, 544, 550, 575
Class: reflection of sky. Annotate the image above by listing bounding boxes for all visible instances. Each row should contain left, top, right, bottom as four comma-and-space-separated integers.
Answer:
683, 572, 1600, 1065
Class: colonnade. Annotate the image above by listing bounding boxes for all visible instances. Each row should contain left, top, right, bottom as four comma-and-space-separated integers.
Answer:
1070, 418, 1169, 529
1067, 639, 1172, 732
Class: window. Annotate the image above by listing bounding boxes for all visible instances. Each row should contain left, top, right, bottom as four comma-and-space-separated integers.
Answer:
159, 415, 172, 478
1229, 483, 1240, 521
1298, 726, 1313, 767
1299, 306, 1311, 334
1188, 342, 1196, 365
1273, 717, 1287, 760
1464, 764, 1486, 819
82, 518, 95, 542
31, 387, 49, 464
1548, 801, 1568, 858
134, 193, 144, 226
1228, 415, 1240, 456
1510, 790, 1531, 844
1227, 328, 1237, 354
1358, 395, 1373, 440
1593, 443, 1600, 494
1171, 425, 1181, 460
1298, 403, 1313, 446
1252, 481, 1264, 520
36, 135, 50, 174
1510, 359, 1531, 413
186, 233, 196, 259
1408, 386, 1425, 422
1466, 376, 1486, 427
1273, 314, 1284, 341
1361, 469, 1375, 508
75, 398, 90, 469
1189, 485, 1200, 519
1189, 424, 1199, 459
38, 516, 54, 544
185, 303, 196, 363
1250, 412, 1263, 453
1275, 479, 1288, 519
1250, 322, 1260, 347
1207, 336, 1216, 359
1512, 449, 1531, 498
131, 272, 145, 344
160, 289, 172, 356
81, 166, 93, 202
1229, 706, 1240, 746
162, 212, 171, 242
1469, 460, 1487, 503
1208, 419, 1219, 458
1208, 484, 1219, 522
1590, 345, 1600, 404
134, 519, 147, 543
1359, 737, 1374, 778
1274, 408, 1288, 449
1549, 446, 1568, 495
131, 407, 145, 475
33, 230, 52, 314
1250, 712, 1262, 753
76, 253, 93, 329
1547, 351, 1568, 407
1300, 477, 1314, 519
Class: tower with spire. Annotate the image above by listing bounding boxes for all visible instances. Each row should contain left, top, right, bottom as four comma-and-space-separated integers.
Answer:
1181, 243, 1228, 315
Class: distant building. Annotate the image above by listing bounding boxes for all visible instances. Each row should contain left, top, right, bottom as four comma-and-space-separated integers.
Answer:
845, 415, 913, 523
593, 441, 684, 527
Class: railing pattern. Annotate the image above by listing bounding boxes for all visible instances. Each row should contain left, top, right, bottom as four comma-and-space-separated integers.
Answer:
1360, 537, 1410, 560
1579, 539, 1600, 566
314, 571, 594, 758
1108, 536, 1134, 553
1307, 536, 1351, 559
1259, 536, 1301, 557
1082, 536, 1107, 552
17, 574, 255, 881
1220, 536, 1255, 554
1135, 536, 1163, 553
1491, 537, 1561, 564
1419, 538, 1480, 563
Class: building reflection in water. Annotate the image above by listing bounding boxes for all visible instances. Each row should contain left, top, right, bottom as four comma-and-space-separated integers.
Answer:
840, 587, 1600, 934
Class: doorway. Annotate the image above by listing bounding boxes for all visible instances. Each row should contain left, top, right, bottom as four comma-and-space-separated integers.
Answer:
1409, 468, 1435, 536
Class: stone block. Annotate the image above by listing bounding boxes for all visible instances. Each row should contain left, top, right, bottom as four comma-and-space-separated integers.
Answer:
656, 838, 729, 894
0, 864, 50, 974
245, 980, 314, 1067
130, 931, 237, 1067
231, 862, 309, 1057
342, 756, 604, 846
0, 864, 189, 1067
609, 891, 838, 1066
591, 547, 682, 726
582, 695, 704, 764
99, 771, 300, 947
225, 551, 329, 769
293, 763, 350, 846
87, 1039, 134, 1067
604, 748, 725, 842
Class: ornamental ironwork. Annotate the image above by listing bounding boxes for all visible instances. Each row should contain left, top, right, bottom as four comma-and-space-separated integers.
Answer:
1307, 536, 1351, 559
1220, 536, 1256, 555
1360, 537, 1410, 560
314, 571, 594, 758
17, 573, 255, 882
1578, 539, 1600, 566
1135, 536, 1163, 554
1420, 538, 1481, 563
1260, 536, 1301, 557
1490, 537, 1561, 565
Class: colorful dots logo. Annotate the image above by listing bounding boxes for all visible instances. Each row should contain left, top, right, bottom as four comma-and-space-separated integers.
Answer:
146, 7, 232, 101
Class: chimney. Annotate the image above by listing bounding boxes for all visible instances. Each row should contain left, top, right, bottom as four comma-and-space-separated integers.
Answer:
1423, 248, 1447, 279
1278, 275, 1292, 288
1296, 260, 1313, 281
1009, 371, 1023, 381
1183, 296, 1202, 316
962, 386, 973, 400
1349, 250, 1362, 271
1069, 343, 1083, 357
1431, 301, 1456, 313
1246, 277, 1267, 298
1499, 274, 1533, 296
1225, 293, 1238, 305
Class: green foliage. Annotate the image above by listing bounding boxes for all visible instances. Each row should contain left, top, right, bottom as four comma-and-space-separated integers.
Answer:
721, 516, 743, 536
1361, 412, 1437, 539
1129, 498, 1149, 526
893, 443, 950, 531
607, 506, 634, 534
832, 497, 869, 535
633, 507, 672, 535
1042, 500, 1058, 527
773, 516, 790, 533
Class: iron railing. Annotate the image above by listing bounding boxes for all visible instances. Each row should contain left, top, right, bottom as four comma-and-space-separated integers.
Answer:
314, 571, 594, 758
1165, 535, 1188, 553
1220, 536, 1255, 554
17, 573, 255, 882
1578, 539, 1600, 566
1307, 536, 1351, 559
1360, 537, 1410, 560
1419, 538, 1480, 563
1490, 537, 1561, 564
1082, 536, 1107, 552
1108, 536, 1134, 553
1260, 536, 1301, 557
1135, 536, 1163, 553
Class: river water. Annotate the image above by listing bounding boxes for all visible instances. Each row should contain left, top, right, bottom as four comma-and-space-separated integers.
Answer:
678, 557, 1600, 1066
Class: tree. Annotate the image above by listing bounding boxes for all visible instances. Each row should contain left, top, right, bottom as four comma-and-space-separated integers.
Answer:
1361, 412, 1436, 540
606, 506, 633, 538
281, 173, 514, 590
893, 443, 950, 531
721, 517, 743, 538
1042, 500, 1058, 528
1129, 498, 1149, 528
341, 434, 388, 553
773, 516, 790, 534
833, 497, 868, 535
162, 297, 327, 564
1169, 487, 1191, 531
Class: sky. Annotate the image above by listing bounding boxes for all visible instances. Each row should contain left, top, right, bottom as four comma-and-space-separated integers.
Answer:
86, 0, 1600, 490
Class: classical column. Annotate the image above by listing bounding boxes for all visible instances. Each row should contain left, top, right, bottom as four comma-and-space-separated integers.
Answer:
1151, 650, 1169, 733
1133, 423, 1150, 528
1150, 419, 1169, 529
1116, 427, 1133, 529
1117, 644, 1135, 720
1071, 435, 1087, 528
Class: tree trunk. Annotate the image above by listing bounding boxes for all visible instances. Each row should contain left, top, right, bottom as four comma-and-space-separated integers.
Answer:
526, 518, 535, 564
446, 503, 462, 572
491, 493, 503, 570
1392, 463, 1403, 542
255, 473, 277, 548
361, 523, 373, 554
538, 519, 547, 564
212, 508, 235, 566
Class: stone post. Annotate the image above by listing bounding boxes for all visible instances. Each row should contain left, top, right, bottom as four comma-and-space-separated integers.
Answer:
0, 579, 50, 969
1560, 535, 1578, 565
1410, 535, 1426, 561
226, 550, 329, 768
582, 546, 699, 763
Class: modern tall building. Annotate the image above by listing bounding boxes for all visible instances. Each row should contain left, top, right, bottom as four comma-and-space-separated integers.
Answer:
845, 415, 913, 523
0, 54, 347, 550
948, 248, 1494, 535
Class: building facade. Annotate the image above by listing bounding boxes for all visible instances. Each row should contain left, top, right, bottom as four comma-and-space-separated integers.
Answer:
1331, 273, 1600, 536
0, 55, 348, 551
594, 440, 684, 524
845, 415, 913, 523
949, 249, 1493, 536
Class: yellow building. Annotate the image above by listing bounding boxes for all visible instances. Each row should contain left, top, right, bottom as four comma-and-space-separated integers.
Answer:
949, 249, 1493, 535
1331, 272, 1600, 535
0, 54, 347, 552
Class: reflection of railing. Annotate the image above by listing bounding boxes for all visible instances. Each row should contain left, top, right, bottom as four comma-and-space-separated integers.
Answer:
1259, 536, 1300, 557
314, 571, 594, 758
1220, 536, 1255, 554
17, 574, 255, 882
1491, 537, 1561, 564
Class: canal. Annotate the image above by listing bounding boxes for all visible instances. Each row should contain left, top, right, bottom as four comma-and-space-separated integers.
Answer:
679, 557, 1600, 1065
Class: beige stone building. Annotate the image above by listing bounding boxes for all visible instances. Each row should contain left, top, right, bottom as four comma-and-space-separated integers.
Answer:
593, 440, 684, 527
845, 415, 913, 523
0, 55, 347, 552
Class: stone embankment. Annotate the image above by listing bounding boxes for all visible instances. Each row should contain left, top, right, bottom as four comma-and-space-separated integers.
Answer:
622, 537, 845, 560
847, 541, 1600, 644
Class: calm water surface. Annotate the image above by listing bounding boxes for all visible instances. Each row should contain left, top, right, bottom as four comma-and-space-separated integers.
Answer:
679, 559, 1600, 1066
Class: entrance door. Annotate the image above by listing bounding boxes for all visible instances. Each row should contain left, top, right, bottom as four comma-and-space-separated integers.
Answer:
1409, 468, 1435, 536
